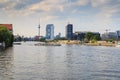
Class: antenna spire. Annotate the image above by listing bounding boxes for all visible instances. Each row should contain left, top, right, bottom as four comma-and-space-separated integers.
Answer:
38, 18, 40, 36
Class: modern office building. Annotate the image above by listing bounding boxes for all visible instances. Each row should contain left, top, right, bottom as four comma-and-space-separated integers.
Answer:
46, 24, 54, 40
116, 30, 120, 39
0, 24, 13, 34
73, 32, 85, 41
66, 24, 73, 40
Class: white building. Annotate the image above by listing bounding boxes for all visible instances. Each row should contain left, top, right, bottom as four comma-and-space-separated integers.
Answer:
101, 32, 117, 40
46, 24, 54, 40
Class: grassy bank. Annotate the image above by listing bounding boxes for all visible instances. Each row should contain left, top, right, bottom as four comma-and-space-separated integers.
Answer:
84, 42, 115, 47
54, 40, 118, 47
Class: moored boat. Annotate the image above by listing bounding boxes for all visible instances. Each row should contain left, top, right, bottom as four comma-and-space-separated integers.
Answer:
13, 42, 22, 45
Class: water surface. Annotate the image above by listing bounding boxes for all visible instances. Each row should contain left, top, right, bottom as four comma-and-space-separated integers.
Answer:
0, 42, 120, 80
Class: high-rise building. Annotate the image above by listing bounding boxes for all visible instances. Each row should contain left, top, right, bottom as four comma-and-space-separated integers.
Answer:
66, 24, 73, 40
116, 30, 120, 39
46, 24, 54, 40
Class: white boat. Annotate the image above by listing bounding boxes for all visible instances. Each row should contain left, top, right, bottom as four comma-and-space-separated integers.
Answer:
13, 42, 22, 45
116, 43, 120, 47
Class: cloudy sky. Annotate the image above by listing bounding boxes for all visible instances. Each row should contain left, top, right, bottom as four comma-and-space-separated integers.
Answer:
0, 0, 120, 37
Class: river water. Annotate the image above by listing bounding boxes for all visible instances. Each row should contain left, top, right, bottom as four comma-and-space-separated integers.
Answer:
0, 42, 120, 80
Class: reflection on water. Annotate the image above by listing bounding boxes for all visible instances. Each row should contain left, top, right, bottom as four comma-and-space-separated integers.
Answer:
0, 42, 120, 80
0, 47, 14, 80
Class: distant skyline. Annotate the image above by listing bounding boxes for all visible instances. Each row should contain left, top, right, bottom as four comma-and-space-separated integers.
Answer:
0, 0, 120, 37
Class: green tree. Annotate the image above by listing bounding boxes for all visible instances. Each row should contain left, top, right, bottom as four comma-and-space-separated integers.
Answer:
85, 32, 101, 42
92, 35, 101, 41
40, 37, 46, 42
85, 32, 94, 41
0, 26, 13, 47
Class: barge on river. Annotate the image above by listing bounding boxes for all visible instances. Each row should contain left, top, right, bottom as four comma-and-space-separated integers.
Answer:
35, 42, 61, 46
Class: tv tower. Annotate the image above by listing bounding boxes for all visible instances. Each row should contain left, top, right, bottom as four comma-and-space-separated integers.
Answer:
38, 19, 40, 36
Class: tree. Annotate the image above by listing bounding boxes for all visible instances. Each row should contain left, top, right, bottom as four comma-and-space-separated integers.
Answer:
85, 32, 101, 43
0, 26, 13, 47
92, 35, 101, 41
85, 32, 94, 41
40, 37, 46, 42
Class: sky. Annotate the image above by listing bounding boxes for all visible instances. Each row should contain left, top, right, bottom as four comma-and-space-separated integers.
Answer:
0, 0, 120, 37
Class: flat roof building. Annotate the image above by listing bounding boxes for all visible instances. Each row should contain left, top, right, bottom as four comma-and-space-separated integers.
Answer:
101, 32, 117, 40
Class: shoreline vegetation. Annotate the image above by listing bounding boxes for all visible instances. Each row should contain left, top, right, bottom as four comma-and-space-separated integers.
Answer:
47, 40, 118, 47
0, 26, 13, 49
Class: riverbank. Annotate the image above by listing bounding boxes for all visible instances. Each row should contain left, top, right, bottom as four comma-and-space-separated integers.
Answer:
55, 40, 118, 47
84, 41, 115, 47
56, 40, 80, 44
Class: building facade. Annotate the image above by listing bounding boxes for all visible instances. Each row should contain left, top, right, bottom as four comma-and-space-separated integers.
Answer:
101, 32, 117, 40
73, 31, 100, 41
73, 32, 86, 41
46, 24, 54, 40
116, 30, 120, 40
66, 24, 73, 40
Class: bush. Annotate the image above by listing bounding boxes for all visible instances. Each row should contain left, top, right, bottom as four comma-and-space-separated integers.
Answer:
91, 39, 97, 43
106, 39, 114, 43
40, 38, 46, 42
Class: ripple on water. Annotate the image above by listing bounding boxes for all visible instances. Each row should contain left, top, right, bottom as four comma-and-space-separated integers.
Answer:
0, 42, 120, 80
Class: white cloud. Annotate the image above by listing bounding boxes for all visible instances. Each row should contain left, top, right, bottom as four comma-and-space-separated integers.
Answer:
89, 0, 120, 30
0, 0, 89, 16
42, 15, 58, 22
0, 0, 9, 3
77, 0, 89, 6
96, 3, 120, 18
28, 0, 65, 12
91, 0, 112, 7
28, 1, 52, 12
0, 0, 119, 36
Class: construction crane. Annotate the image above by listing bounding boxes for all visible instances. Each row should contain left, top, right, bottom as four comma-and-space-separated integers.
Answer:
105, 29, 110, 33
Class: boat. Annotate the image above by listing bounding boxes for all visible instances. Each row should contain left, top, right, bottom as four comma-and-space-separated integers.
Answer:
35, 42, 61, 46
116, 43, 120, 47
13, 42, 21, 45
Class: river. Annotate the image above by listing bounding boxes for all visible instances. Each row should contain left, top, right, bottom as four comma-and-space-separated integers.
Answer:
0, 42, 120, 80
